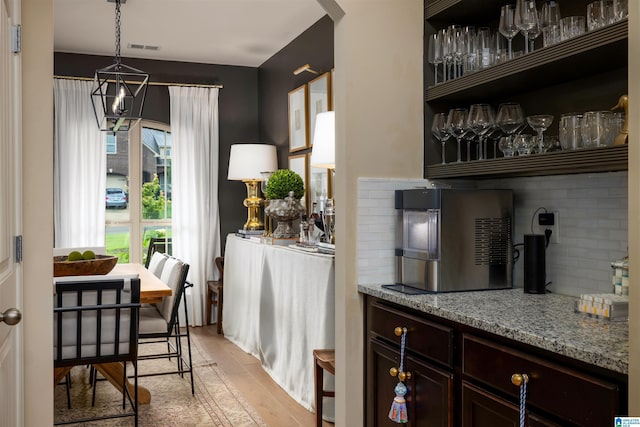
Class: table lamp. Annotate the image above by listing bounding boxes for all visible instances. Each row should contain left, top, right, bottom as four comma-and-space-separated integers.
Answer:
228, 144, 277, 231
310, 112, 335, 244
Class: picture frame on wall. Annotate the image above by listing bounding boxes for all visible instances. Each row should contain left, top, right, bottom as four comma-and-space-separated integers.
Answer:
288, 153, 308, 210
308, 72, 330, 146
307, 153, 330, 214
288, 85, 308, 152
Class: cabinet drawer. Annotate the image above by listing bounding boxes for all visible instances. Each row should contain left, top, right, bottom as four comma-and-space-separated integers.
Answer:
462, 334, 620, 425
368, 300, 454, 368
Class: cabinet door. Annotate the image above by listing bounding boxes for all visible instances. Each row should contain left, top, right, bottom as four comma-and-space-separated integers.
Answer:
462, 381, 561, 427
368, 339, 454, 427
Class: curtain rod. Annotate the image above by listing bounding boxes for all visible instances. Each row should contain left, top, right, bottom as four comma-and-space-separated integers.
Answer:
53, 75, 223, 89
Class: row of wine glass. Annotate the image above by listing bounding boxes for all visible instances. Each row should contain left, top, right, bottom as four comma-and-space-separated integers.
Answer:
431, 102, 556, 164
427, 0, 628, 86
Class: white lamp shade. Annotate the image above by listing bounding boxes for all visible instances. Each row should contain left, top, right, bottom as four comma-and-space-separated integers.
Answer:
310, 111, 335, 169
227, 144, 278, 181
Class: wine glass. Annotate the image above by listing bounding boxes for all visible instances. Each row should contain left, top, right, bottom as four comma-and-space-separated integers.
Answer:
496, 102, 525, 149
467, 103, 495, 161
499, 4, 519, 59
439, 28, 452, 82
461, 26, 477, 74
515, 0, 540, 54
448, 25, 462, 79
446, 108, 469, 163
427, 32, 442, 85
527, 114, 554, 153
431, 113, 451, 164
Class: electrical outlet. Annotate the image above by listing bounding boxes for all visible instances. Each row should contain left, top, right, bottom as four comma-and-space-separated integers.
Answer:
536, 211, 560, 244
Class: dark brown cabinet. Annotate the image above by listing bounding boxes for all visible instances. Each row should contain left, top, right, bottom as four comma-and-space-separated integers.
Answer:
368, 339, 454, 427
365, 295, 628, 426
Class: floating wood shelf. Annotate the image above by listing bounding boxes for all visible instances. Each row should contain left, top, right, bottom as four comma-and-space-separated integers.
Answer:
425, 20, 628, 105
425, 145, 628, 179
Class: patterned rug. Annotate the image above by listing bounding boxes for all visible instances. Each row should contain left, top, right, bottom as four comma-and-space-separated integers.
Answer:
54, 335, 267, 426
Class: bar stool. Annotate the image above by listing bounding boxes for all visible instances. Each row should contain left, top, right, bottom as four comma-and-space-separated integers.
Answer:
313, 349, 335, 427
206, 257, 224, 334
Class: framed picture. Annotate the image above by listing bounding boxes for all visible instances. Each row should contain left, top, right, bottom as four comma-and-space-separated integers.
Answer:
288, 153, 308, 210
330, 68, 335, 111
308, 72, 330, 147
288, 85, 308, 152
307, 153, 330, 213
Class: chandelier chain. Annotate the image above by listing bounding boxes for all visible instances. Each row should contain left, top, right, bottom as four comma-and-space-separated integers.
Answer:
114, 0, 121, 66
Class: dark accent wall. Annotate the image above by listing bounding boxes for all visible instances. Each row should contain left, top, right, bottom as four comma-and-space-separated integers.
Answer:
258, 15, 334, 169
53, 14, 333, 248
54, 52, 258, 241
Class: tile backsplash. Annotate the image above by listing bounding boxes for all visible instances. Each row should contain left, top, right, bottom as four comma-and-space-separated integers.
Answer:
357, 172, 628, 297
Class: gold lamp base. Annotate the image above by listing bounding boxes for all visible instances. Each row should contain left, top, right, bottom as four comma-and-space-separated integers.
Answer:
242, 180, 264, 231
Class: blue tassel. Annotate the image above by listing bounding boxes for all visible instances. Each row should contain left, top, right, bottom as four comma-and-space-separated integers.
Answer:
388, 382, 408, 423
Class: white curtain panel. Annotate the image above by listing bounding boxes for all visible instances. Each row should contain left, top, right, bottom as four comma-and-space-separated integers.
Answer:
169, 86, 221, 326
53, 78, 106, 248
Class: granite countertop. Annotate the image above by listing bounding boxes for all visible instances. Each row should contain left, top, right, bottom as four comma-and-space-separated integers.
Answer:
358, 284, 629, 375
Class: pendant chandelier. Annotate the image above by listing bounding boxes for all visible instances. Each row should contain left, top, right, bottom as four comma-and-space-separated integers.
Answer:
91, 0, 149, 133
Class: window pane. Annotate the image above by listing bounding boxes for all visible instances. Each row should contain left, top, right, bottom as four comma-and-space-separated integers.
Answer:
142, 225, 172, 266
106, 132, 130, 262
106, 224, 130, 263
141, 127, 172, 220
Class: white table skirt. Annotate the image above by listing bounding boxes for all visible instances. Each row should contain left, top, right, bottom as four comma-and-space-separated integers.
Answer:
223, 235, 335, 418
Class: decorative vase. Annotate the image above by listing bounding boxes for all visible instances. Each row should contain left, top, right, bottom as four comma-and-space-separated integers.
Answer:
264, 191, 305, 238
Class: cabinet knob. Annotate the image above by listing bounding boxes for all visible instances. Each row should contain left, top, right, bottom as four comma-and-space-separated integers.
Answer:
389, 367, 412, 381
394, 326, 407, 336
511, 373, 529, 386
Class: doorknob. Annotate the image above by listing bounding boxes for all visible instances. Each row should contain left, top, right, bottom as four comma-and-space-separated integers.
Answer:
0, 308, 21, 325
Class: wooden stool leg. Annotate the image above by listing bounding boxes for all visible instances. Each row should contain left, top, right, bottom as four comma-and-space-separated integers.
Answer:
315, 358, 323, 427
216, 289, 223, 335
206, 289, 212, 325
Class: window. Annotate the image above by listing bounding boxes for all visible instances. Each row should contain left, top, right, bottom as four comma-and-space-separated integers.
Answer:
105, 121, 172, 264
106, 134, 117, 154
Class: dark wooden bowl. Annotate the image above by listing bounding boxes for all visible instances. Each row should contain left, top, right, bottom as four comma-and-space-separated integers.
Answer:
53, 255, 118, 277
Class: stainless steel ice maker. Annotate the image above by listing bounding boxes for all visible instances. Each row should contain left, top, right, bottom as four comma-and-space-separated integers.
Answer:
394, 188, 513, 293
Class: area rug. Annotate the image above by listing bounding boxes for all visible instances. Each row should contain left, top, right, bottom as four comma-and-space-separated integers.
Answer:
54, 336, 267, 426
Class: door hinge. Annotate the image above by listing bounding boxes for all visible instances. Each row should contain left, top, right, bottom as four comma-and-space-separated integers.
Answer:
11, 25, 21, 53
15, 236, 22, 262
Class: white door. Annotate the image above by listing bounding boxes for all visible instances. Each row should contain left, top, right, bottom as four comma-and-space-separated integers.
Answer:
0, 0, 23, 425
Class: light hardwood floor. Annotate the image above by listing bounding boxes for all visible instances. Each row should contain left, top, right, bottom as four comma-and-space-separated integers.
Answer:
191, 325, 334, 427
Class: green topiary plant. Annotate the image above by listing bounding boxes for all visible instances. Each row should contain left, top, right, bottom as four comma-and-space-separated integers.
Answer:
264, 169, 305, 200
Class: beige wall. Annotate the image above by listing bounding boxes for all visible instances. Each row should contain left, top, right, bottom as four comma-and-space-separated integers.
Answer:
628, 0, 639, 415
22, 0, 54, 425
332, 1, 423, 425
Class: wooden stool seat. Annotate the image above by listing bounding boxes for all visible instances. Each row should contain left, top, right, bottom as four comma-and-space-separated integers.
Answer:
313, 349, 335, 427
206, 257, 224, 334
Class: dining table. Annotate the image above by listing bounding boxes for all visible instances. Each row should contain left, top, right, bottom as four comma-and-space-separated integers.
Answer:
53, 262, 172, 405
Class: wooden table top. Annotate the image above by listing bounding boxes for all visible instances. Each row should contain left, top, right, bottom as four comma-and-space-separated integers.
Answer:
110, 263, 172, 304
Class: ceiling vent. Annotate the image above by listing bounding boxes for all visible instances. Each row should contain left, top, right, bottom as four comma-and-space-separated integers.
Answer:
128, 43, 160, 51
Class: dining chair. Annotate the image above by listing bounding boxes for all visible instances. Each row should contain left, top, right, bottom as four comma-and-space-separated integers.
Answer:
138, 257, 194, 394
206, 256, 224, 334
147, 251, 169, 278
53, 276, 141, 426
144, 237, 172, 268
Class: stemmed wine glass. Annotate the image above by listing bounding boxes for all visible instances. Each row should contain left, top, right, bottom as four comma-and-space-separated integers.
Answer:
515, 0, 540, 54
431, 113, 451, 164
527, 114, 554, 153
496, 103, 525, 151
446, 108, 469, 163
440, 28, 452, 82
427, 32, 442, 85
499, 4, 519, 59
467, 104, 496, 161
448, 25, 462, 79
